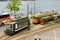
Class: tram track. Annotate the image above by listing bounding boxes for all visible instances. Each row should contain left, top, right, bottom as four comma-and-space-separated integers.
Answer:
17, 23, 60, 40
0, 24, 36, 40
0, 22, 60, 40
6, 23, 60, 40
0, 33, 10, 40
0, 34, 6, 39
5, 24, 36, 40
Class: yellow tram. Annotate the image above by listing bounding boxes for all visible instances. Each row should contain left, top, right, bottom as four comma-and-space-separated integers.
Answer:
32, 12, 54, 24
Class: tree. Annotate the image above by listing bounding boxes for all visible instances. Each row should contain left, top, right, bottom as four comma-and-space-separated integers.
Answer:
6, 0, 22, 18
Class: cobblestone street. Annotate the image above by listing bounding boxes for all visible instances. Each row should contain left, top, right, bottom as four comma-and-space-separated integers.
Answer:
24, 25, 60, 40
0, 25, 7, 33
0, 23, 60, 40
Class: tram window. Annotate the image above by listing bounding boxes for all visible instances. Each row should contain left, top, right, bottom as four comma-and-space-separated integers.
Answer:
25, 21, 26, 24
24, 21, 26, 25
24, 21, 26, 24
20, 22, 26, 26
11, 24, 15, 29
17, 23, 19, 28
21, 22, 24, 26
19, 24, 21, 27
7, 25, 11, 28
17, 23, 21, 28
26, 21, 28, 25
23, 21, 27, 25
14, 21, 28, 28
10, 25, 12, 28
18, 22, 23, 27
8, 24, 15, 30
8, 24, 14, 29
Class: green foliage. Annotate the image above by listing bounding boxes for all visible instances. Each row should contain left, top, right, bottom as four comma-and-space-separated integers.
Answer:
6, 0, 22, 12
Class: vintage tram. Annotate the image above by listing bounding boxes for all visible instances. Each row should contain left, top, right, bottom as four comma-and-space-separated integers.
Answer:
53, 13, 60, 23
32, 13, 54, 24
32, 16, 40, 24
4, 17, 30, 35
32, 12, 60, 24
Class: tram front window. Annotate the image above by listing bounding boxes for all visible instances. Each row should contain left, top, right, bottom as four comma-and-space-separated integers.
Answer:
8, 24, 15, 30
7, 25, 12, 28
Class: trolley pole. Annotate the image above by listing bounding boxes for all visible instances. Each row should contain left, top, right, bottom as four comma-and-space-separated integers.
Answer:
27, 3, 30, 30
31, 7, 32, 17
34, 2, 35, 17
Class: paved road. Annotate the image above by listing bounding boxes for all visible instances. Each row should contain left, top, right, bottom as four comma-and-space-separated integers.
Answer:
5, 23, 60, 40
0, 21, 60, 40
25, 25, 60, 40
0, 25, 7, 33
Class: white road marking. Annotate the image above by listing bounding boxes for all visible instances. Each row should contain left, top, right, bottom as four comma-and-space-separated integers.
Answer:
53, 29, 57, 40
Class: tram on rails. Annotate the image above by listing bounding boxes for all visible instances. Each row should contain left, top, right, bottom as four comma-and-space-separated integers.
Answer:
4, 17, 30, 35
32, 12, 60, 24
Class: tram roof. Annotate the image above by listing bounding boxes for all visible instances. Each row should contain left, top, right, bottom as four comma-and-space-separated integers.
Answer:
6, 17, 28, 25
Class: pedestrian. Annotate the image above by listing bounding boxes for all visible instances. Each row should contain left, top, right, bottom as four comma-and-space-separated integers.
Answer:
39, 38, 41, 40
34, 38, 37, 40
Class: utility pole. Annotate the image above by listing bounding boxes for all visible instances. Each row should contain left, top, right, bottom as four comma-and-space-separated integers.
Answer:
27, 4, 29, 17
34, 2, 35, 16
52, 10, 54, 14
31, 7, 32, 17
27, 3, 30, 30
